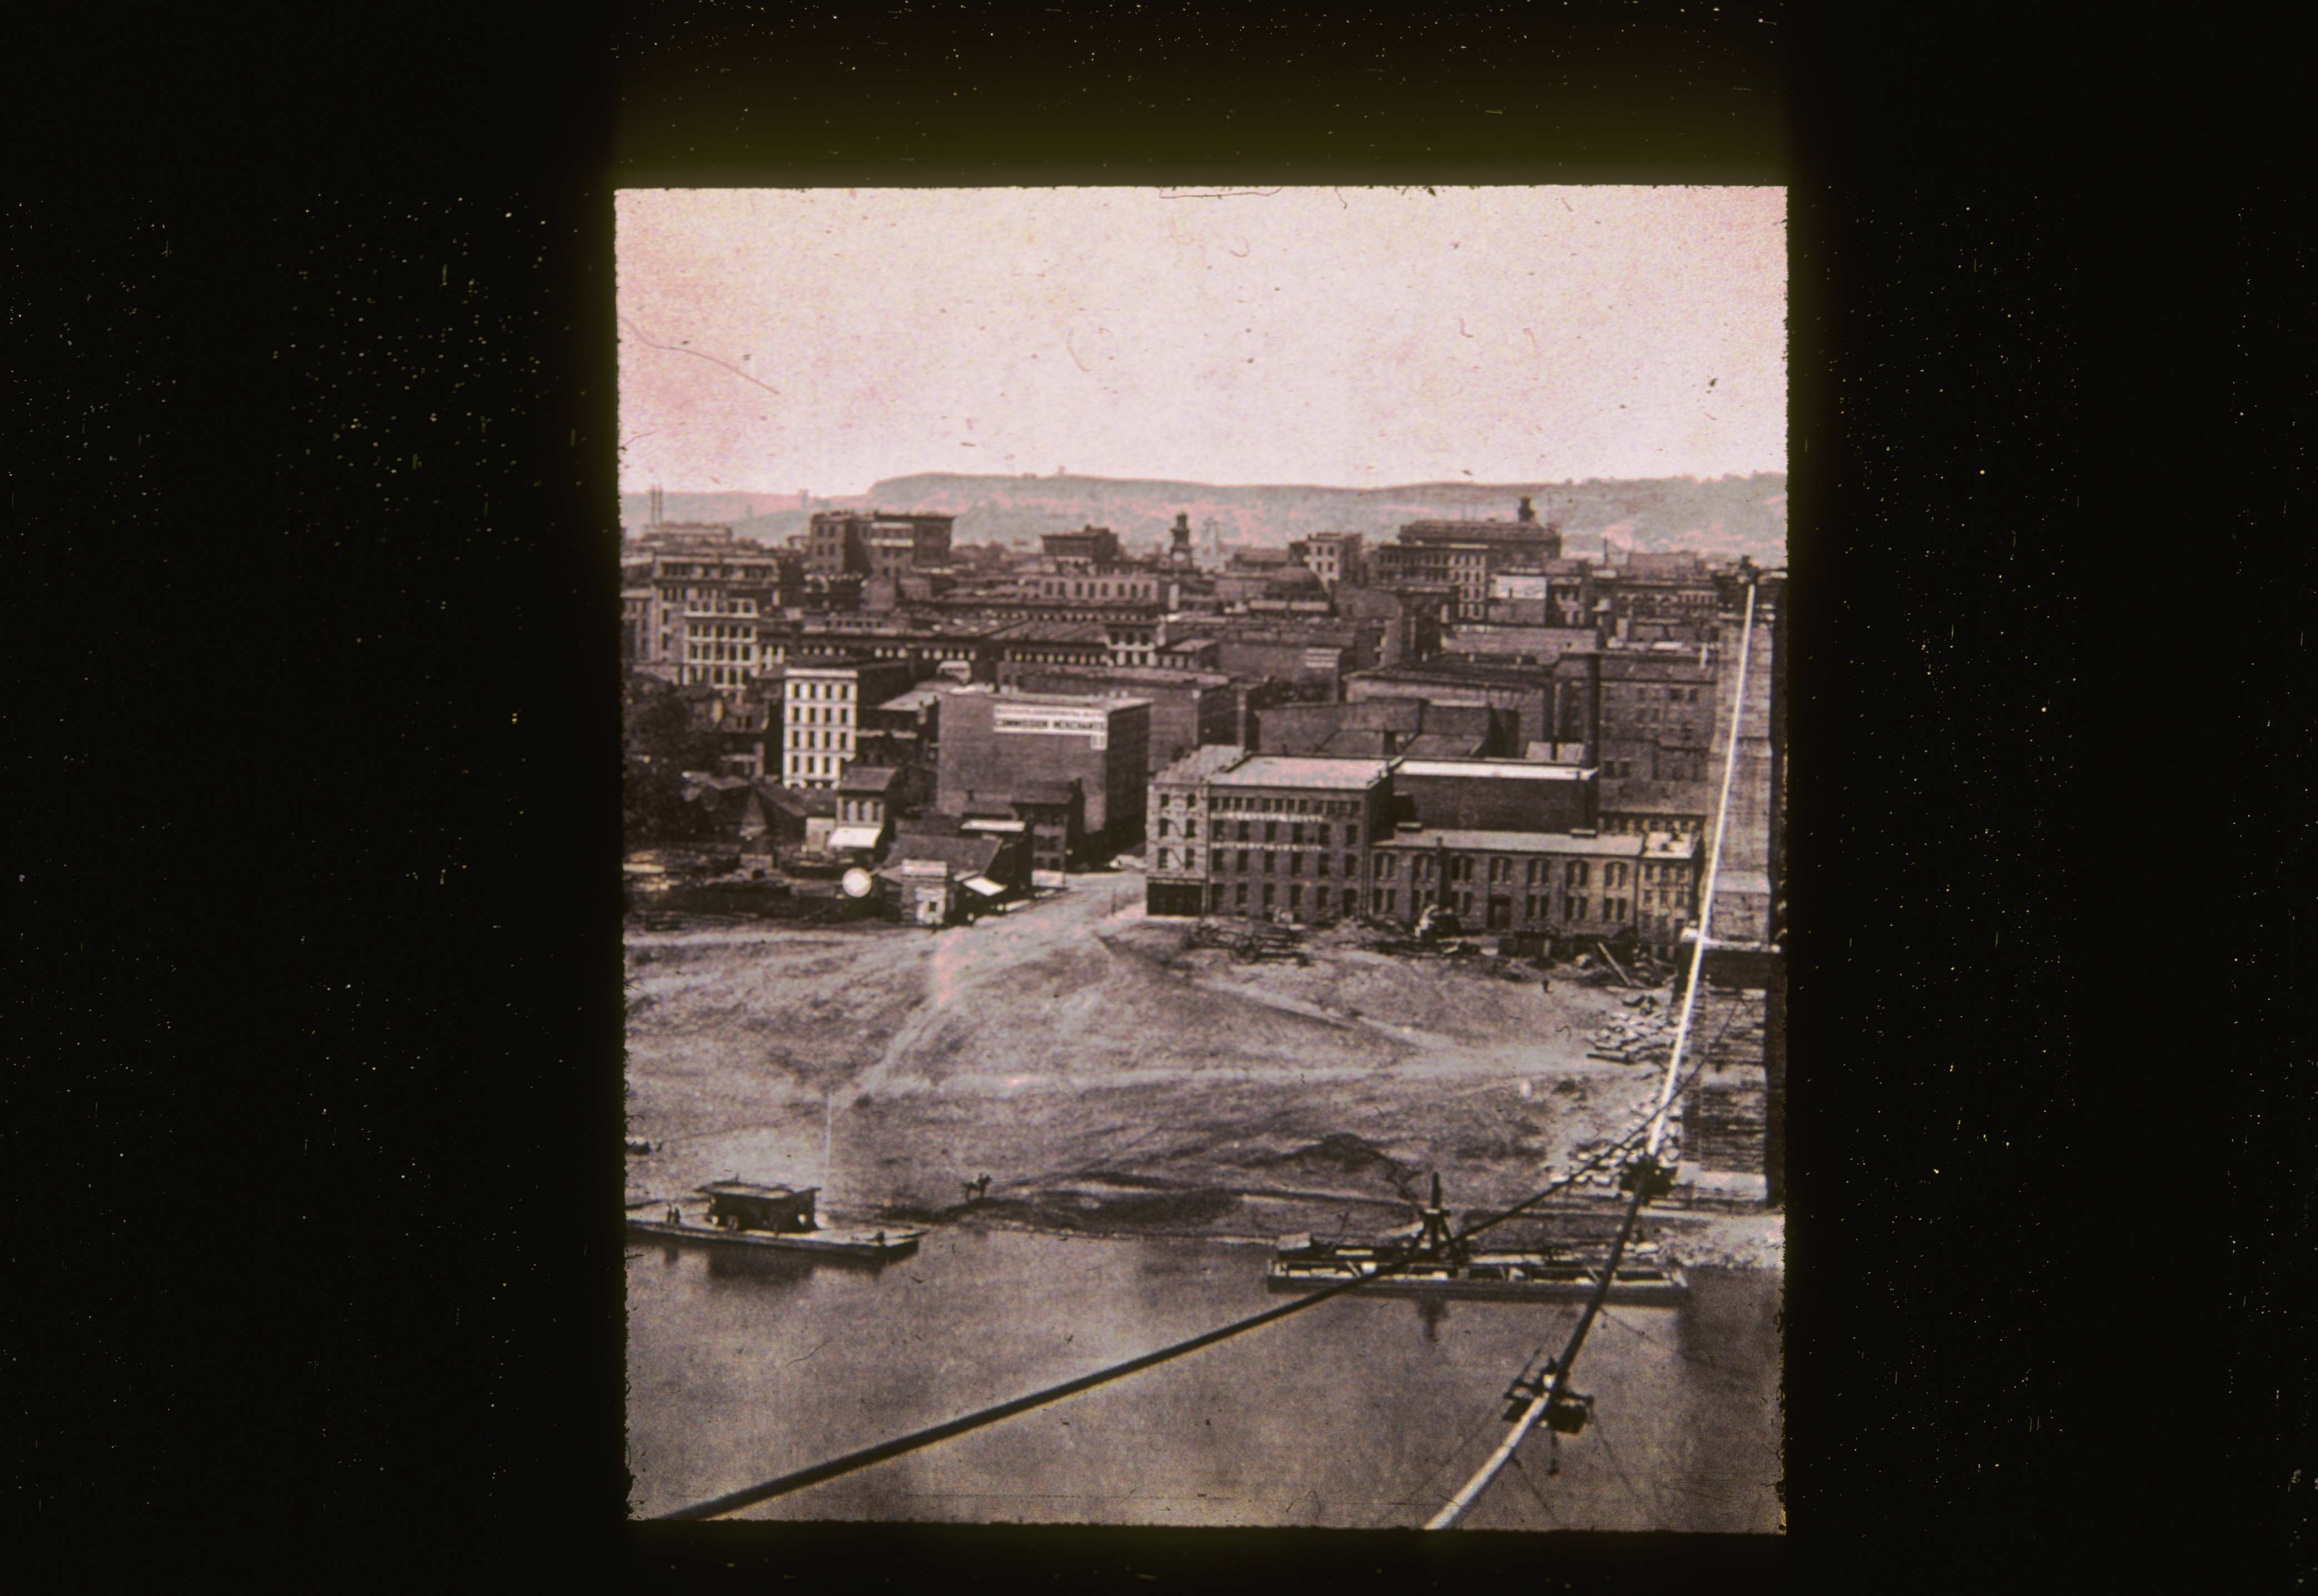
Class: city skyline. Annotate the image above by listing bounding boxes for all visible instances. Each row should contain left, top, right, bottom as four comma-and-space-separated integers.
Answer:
616, 186, 1786, 498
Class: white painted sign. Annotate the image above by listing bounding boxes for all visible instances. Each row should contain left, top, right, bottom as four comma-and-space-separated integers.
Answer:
993, 705, 1109, 749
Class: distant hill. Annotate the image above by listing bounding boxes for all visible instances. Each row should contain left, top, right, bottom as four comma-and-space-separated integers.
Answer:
624, 472, 1787, 564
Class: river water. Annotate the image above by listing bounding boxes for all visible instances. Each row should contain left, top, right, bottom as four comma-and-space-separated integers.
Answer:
625, 1224, 1781, 1530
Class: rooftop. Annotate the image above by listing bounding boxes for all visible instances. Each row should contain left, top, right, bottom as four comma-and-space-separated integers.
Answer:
873, 684, 950, 714
1393, 759, 1594, 782
696, 1180, 817, 1199
885, 830, 1008, 874
1352, 661, 1548, 685
992, 689, 1154, 712
836, 765, 901, 794
1153, 745, 1250, 785
1397, 731, 1490, 759
1379, 828, 1643, 856
1208, 755, 1392, 791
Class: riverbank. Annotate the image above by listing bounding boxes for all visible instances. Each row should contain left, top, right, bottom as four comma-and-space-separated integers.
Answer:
624, 872, 1782, 1273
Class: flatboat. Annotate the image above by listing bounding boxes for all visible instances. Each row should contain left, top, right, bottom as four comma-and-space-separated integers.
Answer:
626, 1180, 924, 1263
1264, 1175, 1688, 1304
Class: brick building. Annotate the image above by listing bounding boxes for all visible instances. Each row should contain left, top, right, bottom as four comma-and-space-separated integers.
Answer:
1389, 758, 1599, 835
756, 616, 1003, 682
806, 510, 954, 578
779, 655, 919, 789
1366, 827, 1697, 949
1482, 558, 1598, 629
1143, 745, 1252, 915
995, 663, 1240, 775
1369, 498, 1563, 621
621, 532, 805, 690
1253, 699, 1515, 760
1344, 659, 1556, 748
1288, 530, 1365, 588
1039, 525, 1123, 567
935, 689, 1151, 855
1177, 621, 1370, 697
1180, 755, 1394, 923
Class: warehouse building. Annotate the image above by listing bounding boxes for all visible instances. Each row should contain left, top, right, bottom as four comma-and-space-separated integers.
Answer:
935, 688, 1151, 858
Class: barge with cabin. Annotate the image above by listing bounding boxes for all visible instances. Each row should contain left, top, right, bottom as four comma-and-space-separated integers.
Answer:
626, 1180, 925, 1262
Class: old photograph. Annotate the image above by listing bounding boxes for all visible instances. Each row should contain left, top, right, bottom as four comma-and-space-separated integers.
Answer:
618, 186, 1788, 1530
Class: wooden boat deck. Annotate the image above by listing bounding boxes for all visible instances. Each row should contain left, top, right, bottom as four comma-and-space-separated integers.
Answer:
1265, 1246, 1689, 1304
625, 1214, 924, 1261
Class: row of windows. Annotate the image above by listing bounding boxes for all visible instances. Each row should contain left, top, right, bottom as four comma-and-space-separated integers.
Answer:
1213, 881, 1342, 917
1211, 796, 1359, 817
1369, 855, 1643, 891
787, 753, 843, 779
789, 681, 855, 700
786, 729, 852, 750
1208, 820, 1343, 846
1360, 888, 1634, 926
789, 704, 851, 725
1212, 850, 1358, 879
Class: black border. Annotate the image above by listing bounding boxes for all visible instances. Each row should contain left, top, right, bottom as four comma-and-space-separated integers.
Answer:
21, 2, 2275, 1589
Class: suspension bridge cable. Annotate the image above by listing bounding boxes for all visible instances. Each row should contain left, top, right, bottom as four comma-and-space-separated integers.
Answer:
652, 1101, 1690, 1523
1424, 576, 1761, 1532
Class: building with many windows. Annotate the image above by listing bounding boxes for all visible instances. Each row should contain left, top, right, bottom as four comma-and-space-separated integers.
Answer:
1288, 530, 1365, 589
805, 510, 954, 578
1369, 498, 1563, 621
1365, 827, 1699, 949
780, 655, 918, 790
1146, 753, 1394, 923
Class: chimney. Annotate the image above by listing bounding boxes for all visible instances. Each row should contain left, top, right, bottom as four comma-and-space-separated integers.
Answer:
1517, 496, 1537, 525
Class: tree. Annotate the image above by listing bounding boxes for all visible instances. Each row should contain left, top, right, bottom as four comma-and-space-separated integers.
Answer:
622, 670, 720, 848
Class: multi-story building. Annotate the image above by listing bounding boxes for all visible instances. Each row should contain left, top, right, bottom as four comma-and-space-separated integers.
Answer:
805, 510, 955, 578
1344, 659, 1556, 749
1253, 699, 1514, 760
1170, 620, 1371, 697
1439, 625, 1601, 667
1144, 745, 1252, 915
1175, 754, 1395, 923
994, 664, 1240, 775
622, 532, 804, 689
1330, 583, 1442, 669
756, 616, 1003, 682
936, 688, 1151, 856
1289, 531, 1365, 589
1594, 551, 1722, 641
1024, 567, 1167, 606
1144, 743, 1699, 945
1039, 524, 1123, 568
779, 654, 919, 789
1369, 498, 1564, 621
1389, 757, 1599, 835
1365, 827, 1698, 949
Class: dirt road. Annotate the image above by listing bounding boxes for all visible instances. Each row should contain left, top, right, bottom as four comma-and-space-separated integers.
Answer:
624, 872, 1778, 1263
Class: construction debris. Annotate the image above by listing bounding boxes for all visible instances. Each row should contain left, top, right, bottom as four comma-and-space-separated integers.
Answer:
1584, 1005, 1679, 1066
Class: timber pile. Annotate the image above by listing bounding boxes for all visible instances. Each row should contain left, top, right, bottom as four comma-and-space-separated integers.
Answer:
1191, 920, 1309, 965
1586, 1005, 1677, 1066
1366, 935, 1479, 958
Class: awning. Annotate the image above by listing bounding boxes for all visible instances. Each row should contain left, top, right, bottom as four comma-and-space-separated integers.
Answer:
961, 875, 1006, 897
827, 826, 885, 851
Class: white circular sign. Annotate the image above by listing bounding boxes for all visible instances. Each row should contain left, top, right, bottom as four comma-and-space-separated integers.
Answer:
840, 868, 873, 899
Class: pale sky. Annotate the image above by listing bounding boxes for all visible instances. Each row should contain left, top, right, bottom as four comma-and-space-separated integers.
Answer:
615, 187, 1785, 496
